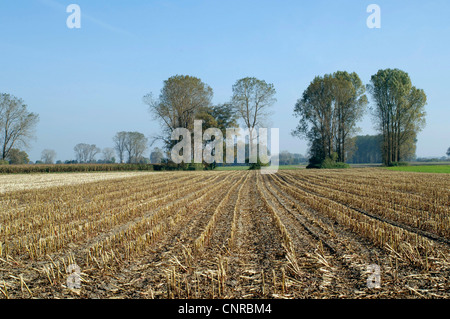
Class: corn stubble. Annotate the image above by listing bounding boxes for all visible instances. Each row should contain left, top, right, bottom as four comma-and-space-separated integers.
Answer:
0, 169, 448, 299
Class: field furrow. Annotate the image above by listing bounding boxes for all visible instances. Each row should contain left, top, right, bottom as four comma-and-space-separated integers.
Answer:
279, 171, 449, 239
264, 173, 449, 298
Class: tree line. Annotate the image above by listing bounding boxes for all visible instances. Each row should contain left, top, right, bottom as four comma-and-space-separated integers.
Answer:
0, 69, 435, 168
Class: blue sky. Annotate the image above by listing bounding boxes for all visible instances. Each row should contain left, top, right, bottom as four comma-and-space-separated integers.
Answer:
1, 0, 449, 161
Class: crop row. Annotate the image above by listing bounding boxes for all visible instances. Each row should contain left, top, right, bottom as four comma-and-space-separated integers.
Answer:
87, 173, 240, 267
280, 171, 449, 238
270, 172, 442, 270
0, 173, 228, 259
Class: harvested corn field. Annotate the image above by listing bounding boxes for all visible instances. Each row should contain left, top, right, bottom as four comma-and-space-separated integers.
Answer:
0, 169, 448, 299
0, 171, 155, 194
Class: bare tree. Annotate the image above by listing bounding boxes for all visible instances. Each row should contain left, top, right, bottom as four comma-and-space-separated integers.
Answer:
74, 143, 100, 163
87, 144, 100, 162
0, 93, 39, 160
124, 132, 148, 163
113, 132, 127, 163
41, 149, 57, 164
74, 144, 85, 163
102, 147, 115, 163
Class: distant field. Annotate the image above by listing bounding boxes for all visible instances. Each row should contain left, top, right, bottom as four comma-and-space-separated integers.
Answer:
409, 161, 450, 166
215, 165, 306, 171
0, 171, 155, 194
278, 165, 306, 170
0, 163, 159, 174
386, 165, 450, 173
214, 165, 250, 171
